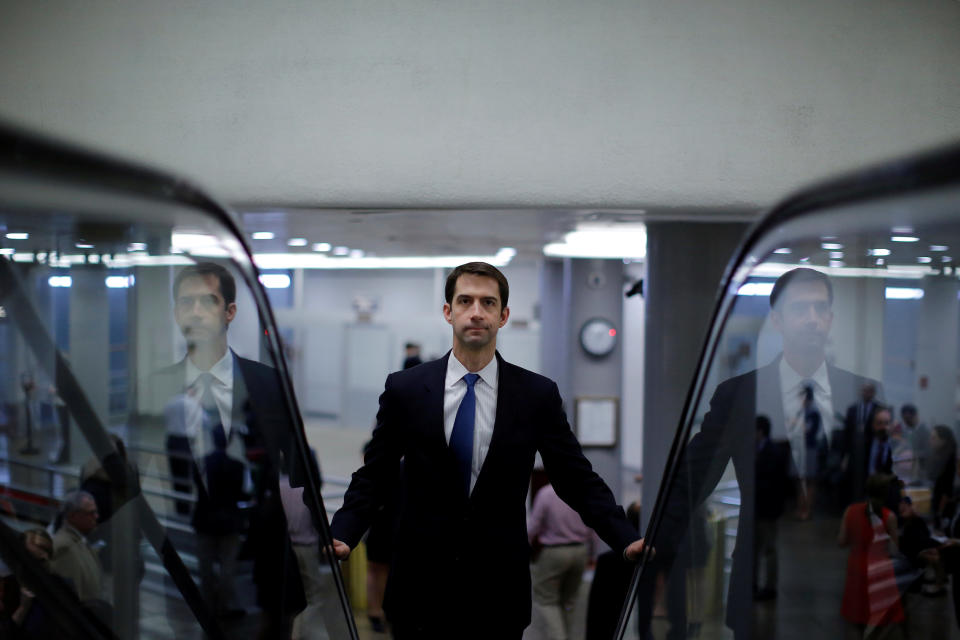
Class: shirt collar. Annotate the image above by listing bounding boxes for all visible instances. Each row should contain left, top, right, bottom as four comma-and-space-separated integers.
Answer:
446, 352, 498, 391
779, 356, 831, 396
185, 349, 235, 389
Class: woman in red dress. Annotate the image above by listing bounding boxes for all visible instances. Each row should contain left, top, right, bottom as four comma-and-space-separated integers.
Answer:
839, 473, 905, 639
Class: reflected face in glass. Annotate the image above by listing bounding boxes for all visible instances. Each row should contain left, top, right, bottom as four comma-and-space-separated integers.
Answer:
443, 274, 510, 351
770, 280, 833, 357
174, 274, 237, 347
872, 409, 892, 439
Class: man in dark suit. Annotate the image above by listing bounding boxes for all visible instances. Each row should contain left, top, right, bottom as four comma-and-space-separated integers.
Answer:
330, 262, 645, 639
151, 262, 304, 632
843, 381, 881, 501
649, 268, 880, 639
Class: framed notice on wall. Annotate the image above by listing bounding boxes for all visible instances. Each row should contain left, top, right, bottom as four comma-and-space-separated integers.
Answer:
574, 396, 618, 447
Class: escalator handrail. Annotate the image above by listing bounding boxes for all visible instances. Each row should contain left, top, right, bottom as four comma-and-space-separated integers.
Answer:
614, 137, 960, 639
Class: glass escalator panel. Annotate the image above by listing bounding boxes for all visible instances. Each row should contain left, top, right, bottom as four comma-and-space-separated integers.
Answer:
0, 125, 356, 639
620, 145, 960, 639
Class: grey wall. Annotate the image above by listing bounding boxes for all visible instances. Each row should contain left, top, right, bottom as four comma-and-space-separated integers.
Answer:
1, 1, 958, 209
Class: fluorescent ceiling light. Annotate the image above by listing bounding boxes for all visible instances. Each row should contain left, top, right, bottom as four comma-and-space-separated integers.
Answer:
105, 276, 133, 289
76, 242, 94, 249
349, 249, 365, 258
917, 256, 932, 263
930, 245, 949, 252
0, 248, 13, 256
253, 250, 515, 270
892, 226, 914, 234
543, 224, 646, 259
251, 231, 275, 240
313, 243, 331, 252
891, 236, 919, 243
886, 287, 924, 300
829, 260, 845, 268
287, 238, 308, 247
127, 243, 147, 252
821, 242, 843, 250
170, 232, 230, 258
829, 252, 844, 259
867, 248, 891, 257
737, 282, 775, 297
332, 246, 350, 256
48, 276, 72, 288
749, 262, 934, 280
259, 274, 292, 289
772, 248, 791, 255
6, 233, 28, 240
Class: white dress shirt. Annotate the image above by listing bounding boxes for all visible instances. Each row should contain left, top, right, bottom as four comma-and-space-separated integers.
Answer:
444, 353, 498, 494
184, 349, 235, 461
779, 357, 834, 474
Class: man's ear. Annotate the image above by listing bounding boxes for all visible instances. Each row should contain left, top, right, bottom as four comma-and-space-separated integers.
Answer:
499, 305, 510, 328
225, 302, 238, 325
769, 309, 782, 332
442, 303, 453, 325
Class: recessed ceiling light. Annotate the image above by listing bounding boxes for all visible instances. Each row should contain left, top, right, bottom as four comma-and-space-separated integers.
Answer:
875, 258, 885, 266
349, 249, 364, 258
251, 231, 274, 240
127, 243, 147, 252
941, 256, 952, 263
313, 242, 331, 252
829, 260, 845, 268
773, 248, 791, 255
76, 242, 94, 249
333, 246, 349, 256
917, 256, 932, 263
287, 238, 308, 247
829, 252, 844, 259
822, 243, 843, 250
892, 236, 919, 243
892, 226, 914, 234
6, 233, 28, 240
0, 248, 14, 256
930, 245, 949, 252
868, 248, 891, 257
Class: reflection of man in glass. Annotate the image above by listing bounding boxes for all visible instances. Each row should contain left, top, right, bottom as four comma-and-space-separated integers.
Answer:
157, 262, 304, 632
651, 268, 880, 639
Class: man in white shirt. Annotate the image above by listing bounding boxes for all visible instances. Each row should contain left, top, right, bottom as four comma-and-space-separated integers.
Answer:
330, 262, 645, 639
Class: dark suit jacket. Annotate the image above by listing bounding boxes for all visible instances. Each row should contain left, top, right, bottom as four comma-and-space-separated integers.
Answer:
755, 438, 792, 521
657, 356, 877, 635
330, 351, 638, 630
147, 352, 305, 617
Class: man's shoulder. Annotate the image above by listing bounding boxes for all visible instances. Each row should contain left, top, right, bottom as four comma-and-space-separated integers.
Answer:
496, 356, 558, 395
52, 527, 78, 551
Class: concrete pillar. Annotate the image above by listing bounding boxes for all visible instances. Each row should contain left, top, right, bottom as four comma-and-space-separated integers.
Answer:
914, 275, 959, 426
641, 222, 747, 529
131, 266, 177, 416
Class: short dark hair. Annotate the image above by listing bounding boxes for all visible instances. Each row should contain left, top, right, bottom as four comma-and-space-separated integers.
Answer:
901, 403, 917, 415
173, 262, 237, 306
769, 268, 833, 310
445, 262, 509, 308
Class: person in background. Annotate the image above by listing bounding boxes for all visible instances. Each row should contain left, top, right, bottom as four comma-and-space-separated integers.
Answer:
50, 490, 103, 604
866, 407, 895, 480
839, 473, 905, 639
754, 415, 792, 600
844, 383, 881, 502
402, 343, 422, 370
929, 425, 957, 527
898, 404, 930, 485
527, 482, 593, 640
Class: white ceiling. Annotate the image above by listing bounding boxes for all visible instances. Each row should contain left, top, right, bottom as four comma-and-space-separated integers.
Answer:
1, 1, 959, 215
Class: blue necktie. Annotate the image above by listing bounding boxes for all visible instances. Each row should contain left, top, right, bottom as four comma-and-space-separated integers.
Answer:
450, 373, 479, 497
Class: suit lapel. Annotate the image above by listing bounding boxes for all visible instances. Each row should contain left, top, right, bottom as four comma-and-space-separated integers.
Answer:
425, 353, 450, 450
472, 352, 516, 496
755, 359, 786, 439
